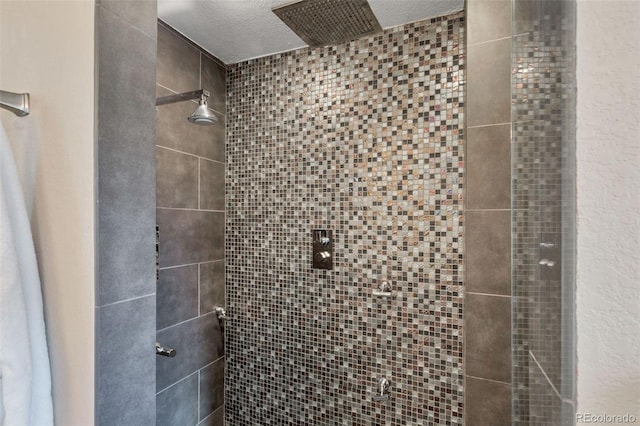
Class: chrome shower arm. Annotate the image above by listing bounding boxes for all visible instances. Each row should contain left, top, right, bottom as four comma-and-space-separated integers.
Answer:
0, 90, 30, 117
156, 89, 210, 106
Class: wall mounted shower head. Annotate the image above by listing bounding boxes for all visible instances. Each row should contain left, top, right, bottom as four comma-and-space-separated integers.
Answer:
188, 94, 217, 125
156, 89, 218, 126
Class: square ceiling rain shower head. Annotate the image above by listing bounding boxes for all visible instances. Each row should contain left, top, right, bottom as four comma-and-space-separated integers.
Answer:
272, 0, 383, 47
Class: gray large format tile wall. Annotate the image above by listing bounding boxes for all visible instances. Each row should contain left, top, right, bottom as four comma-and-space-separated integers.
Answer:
464, 0, 513, 424
155, 22, 226, 426
512, 1, 576, 424
95, 0, 157, 425
227, 15, 465, 425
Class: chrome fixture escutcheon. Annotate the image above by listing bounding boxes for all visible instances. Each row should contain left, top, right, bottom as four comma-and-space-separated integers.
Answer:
372, 377, 390, 402
214, 306, 227, 321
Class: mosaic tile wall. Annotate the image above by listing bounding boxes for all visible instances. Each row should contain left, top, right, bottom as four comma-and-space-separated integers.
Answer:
226, 13, 465, 425
511, 1, 576, 424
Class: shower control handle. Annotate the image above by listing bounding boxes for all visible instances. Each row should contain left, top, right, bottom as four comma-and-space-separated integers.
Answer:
315, 251, 331, 263
378, 377, 390, 395
372, 377, 391, 402
312, 229, 333, 270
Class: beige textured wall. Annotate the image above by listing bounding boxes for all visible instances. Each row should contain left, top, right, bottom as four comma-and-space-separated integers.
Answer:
0, 1, 95, 424
576, 0, 640, 421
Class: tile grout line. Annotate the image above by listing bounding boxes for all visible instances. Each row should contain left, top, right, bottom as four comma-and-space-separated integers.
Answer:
157, 311, 216, 334
156, 370, 198, 396
156, 82, 177, 95
97, 292, 155, 309
529, 351, 575, 406
200, 404, 225, 425
465, 291, 511, 298
468, 35, 512, 48
465, 208, 511, 212
156, 144, 226, 164
157, 207, 225, 213
159, 259, 225, 271
467, 122, 511, 129
465, 374, 510, 386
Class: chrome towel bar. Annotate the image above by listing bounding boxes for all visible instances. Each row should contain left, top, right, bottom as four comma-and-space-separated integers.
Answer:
0, 90, 30, 117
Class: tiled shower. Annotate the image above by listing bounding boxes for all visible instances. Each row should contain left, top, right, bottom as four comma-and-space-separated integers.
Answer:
145, 1, 576, 425
226, 14, 464, 425
155, 23, 227, 426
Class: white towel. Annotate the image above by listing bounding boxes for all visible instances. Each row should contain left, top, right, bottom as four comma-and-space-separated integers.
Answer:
0, 122, 53, 426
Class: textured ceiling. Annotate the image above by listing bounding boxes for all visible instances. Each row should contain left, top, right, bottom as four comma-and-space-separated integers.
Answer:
157, 0, 465, 64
